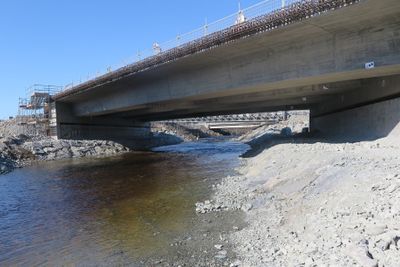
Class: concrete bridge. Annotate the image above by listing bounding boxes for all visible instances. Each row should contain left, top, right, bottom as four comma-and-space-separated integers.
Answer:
163, 112, 289, 131
52, 0, 400, 148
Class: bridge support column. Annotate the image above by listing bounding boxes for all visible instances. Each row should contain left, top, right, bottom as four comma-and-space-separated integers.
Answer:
50, 102, 160, 149
310, 75, 400, 141
311, 97, 400, 141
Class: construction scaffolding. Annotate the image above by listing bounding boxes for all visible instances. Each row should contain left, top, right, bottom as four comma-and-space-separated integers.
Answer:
17, 84, 62, 126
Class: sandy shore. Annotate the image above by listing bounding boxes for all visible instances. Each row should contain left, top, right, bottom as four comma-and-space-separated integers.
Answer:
203, 135, 400, 267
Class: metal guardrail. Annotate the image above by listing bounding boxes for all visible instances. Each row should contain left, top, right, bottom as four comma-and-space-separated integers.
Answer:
141, 0, 301, 59
63, 0, 303, 90
58, 0, 359, 97
168, 113, 282, 123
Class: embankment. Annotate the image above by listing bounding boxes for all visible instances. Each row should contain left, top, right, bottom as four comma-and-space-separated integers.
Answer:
200, 134, 400, 266
151, 122, 221, 141
0, 135, 130, 175
192, 106, 400, 266
0, 119, 224, 175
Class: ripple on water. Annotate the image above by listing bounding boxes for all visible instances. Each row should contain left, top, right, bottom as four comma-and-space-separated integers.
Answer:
0, 140, 248, 265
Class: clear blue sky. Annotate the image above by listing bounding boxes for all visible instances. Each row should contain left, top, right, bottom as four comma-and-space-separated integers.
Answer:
0, 0, 262, 119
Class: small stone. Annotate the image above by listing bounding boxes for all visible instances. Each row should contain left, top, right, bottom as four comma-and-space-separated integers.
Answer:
304, 257, 314, 267
377, 231, 400, 251
346, 244, 378, 267
214, 244, 223, 250
241, 203, 253, 212
387, 184, 400, 194
230, 260, 241, 267
215, 254, 227, 260
218, 250, 228, 256
365, 224, 387, 236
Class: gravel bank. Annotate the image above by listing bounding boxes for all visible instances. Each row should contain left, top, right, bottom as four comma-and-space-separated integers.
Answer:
238, 113, 309, 143
151, 122, 221, 141
0, 118, 203, 175
203, 136, 400, 266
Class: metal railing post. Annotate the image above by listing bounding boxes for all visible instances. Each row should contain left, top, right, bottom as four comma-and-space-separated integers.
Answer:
203, 18, 208, 36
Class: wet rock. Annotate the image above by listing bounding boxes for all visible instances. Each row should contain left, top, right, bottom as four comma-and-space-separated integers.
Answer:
0, 158, 15, 174
280, 127, 292, 137
195, 200, 224, 213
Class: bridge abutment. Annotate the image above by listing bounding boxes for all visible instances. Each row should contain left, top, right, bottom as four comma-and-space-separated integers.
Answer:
310, 75, 400, 141
51, 102, 159, 149
311, 97, 400, 141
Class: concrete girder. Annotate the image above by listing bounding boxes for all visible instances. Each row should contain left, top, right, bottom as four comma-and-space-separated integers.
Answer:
63, 0, 400, 118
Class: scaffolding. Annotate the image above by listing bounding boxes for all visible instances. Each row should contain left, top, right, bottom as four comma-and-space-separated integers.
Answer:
17, 84, 62, 125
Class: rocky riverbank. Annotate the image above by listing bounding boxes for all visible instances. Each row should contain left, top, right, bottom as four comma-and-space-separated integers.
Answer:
0, 118, 48, 137
0, 118, 227, 175
197, 135, 400, 266
0, 135, 129, 175
1, 118, 219, 175
151, 122, 221, 141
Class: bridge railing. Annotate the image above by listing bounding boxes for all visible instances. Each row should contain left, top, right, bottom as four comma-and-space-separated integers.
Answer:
26, 84, 63, 97
63, 0, 303, 90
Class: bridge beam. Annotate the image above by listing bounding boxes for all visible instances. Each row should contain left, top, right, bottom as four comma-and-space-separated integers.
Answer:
52, 0, 400, 143
60, 0, 400, 119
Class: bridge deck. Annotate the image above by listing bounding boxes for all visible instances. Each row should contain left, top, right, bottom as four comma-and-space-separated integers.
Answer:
55, 0, 359, 101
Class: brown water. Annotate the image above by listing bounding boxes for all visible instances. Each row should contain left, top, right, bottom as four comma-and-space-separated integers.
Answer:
0, 139, 247, 266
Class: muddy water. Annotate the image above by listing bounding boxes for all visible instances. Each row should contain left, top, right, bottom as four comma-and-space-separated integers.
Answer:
0, 139, 248, 266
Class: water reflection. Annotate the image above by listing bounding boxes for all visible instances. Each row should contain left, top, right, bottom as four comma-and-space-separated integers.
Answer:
0, 139, 248, 265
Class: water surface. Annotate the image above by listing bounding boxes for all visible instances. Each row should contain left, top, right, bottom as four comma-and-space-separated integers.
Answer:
0, 139, 247, 266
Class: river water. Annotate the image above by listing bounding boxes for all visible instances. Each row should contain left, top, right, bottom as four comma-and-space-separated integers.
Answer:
0, 139, 248, 266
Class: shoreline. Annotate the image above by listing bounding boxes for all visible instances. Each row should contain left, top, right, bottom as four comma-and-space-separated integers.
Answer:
202, 135, 400, 267
1, 136, 248, 266
8, 114, 396, 266
0, 135, 131, 175
6, 132, 399, 266
0, 119, 229, 176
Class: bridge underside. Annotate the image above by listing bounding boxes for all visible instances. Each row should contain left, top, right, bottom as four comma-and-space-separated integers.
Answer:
53, 0, 400, 146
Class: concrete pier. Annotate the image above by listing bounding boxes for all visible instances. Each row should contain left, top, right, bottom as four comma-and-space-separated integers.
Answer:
52, 102, 152, 149
311, 97, 400, 141
311, 75, 400, 140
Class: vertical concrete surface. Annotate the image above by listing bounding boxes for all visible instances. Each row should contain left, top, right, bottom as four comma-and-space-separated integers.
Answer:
52, 102, 153, 149
311, 97, 400, 141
